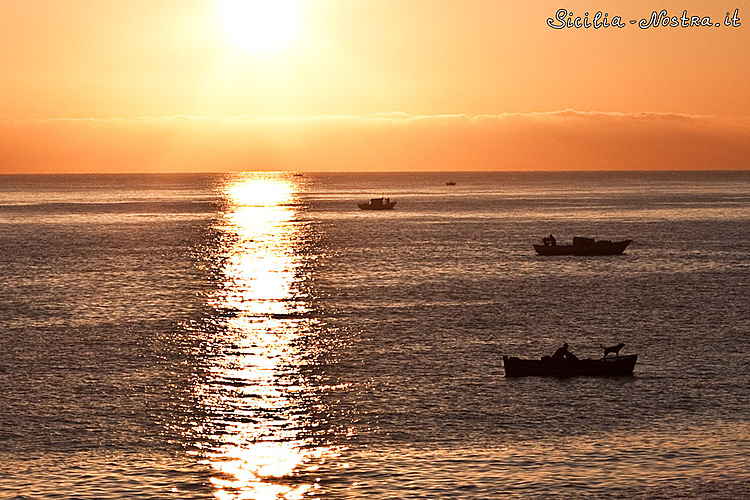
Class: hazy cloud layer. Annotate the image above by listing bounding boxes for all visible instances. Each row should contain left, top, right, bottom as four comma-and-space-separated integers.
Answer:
1, 111, 748, 173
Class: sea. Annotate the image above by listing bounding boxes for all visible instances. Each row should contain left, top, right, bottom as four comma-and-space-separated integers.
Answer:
0, 171, 748, 499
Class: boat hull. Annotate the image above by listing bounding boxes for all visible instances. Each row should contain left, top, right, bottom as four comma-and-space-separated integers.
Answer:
503, 354, 637, 378
534, 240, 632, 256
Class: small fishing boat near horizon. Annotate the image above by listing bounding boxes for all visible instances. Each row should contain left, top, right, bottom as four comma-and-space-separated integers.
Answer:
446, 181, 456, 186
358, 196, 396, 210
534, 236, 632, 256
503, 354, 638, 378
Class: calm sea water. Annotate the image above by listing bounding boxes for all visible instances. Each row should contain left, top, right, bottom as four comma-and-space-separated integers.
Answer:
0, 171, 748, 499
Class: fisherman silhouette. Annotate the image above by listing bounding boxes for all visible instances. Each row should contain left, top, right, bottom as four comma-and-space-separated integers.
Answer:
552, 343, 578, 362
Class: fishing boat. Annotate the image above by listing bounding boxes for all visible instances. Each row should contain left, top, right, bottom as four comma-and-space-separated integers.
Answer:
534, 236, 632, 256
358, 197, 396, 210
503, 354, 637, 377
446, 181, 456, 186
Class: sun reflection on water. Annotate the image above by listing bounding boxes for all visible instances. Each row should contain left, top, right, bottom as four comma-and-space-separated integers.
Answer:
195, 172, 336, 499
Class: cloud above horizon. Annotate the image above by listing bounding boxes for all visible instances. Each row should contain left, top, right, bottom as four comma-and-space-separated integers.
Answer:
1, 111, 748, 174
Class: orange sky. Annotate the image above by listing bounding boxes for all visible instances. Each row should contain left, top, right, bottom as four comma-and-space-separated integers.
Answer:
1, 0, 748, 173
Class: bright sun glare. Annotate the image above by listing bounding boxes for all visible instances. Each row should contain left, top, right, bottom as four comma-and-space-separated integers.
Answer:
219, 0, 301, 54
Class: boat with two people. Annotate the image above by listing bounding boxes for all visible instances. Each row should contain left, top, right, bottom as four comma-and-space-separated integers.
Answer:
358, 196, 396, 210
503, 343, 637, 377
534, 235, 632, 256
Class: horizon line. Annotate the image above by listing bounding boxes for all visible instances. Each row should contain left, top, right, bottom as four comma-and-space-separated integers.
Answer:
3, 109, 750, 123
2, 168, 748, 177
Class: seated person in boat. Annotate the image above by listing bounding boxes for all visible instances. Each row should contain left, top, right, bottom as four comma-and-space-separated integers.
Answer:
542, 234, 557, 246
551, 343, 578, 363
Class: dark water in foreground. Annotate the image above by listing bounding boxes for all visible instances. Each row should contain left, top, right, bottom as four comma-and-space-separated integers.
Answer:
0, 171, 748, 499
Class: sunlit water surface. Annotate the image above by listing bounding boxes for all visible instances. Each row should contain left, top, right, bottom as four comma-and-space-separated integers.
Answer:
0, 171, 748, 499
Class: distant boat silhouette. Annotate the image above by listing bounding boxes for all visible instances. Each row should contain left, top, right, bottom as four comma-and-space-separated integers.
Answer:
446, 181, 456, 186
503, 354, 637, 377
534, 236, 632, 256
358, 197, 396, 210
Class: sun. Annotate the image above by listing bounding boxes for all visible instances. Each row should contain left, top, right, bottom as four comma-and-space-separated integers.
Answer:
219, 0, 301, 54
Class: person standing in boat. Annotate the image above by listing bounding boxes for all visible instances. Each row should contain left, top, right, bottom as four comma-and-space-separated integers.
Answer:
549, 234, 556, 246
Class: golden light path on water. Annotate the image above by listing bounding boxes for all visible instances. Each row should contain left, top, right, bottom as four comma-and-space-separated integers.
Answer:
195, 172, 338, 500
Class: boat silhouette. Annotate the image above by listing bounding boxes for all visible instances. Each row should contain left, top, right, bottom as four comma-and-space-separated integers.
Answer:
358, 197, 396, 210
504, 354, 637, 377
534, 236, 632, 256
